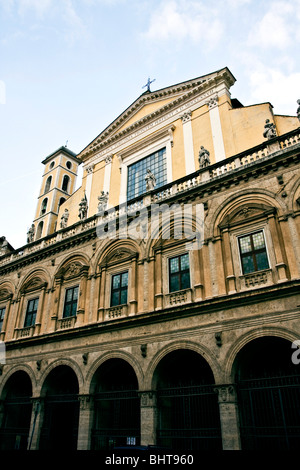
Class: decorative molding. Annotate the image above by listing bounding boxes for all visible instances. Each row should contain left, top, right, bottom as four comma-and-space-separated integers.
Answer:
181, 110, 192, 123
206, 95, 218, 109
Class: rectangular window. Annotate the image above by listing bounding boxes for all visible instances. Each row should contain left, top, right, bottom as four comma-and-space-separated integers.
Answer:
127, 148, 167, 200
111, 272, 128, 307
63, 286, 79, 318
24, 298, 39, 327
238, 230, 269, 274
169, 253, 191, 293
0, 307, 5, 332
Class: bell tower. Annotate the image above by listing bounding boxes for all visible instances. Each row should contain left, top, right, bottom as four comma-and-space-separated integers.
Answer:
32, 146, 81, 240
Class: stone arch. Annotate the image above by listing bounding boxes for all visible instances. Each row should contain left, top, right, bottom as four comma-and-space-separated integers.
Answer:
38, 358, 84, 396
0, 364, 36, 398
96, 238, 142, 269
54, 253, 90, 279
223, 326, 299, 383
145, 204, 203, 260
209, 189, 284, 238
85, 350, 144, 395
18, 267, 51, 296
145, 340, 222, 390
289, 175, 300, 212
0, 280, 15, 301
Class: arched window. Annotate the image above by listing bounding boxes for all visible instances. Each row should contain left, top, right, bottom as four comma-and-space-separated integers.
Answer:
62, 175, 70, 192
40, 198, 48, 215
36, 221, 44, 240
58, 197, 66, 211
45, 176, 52, 193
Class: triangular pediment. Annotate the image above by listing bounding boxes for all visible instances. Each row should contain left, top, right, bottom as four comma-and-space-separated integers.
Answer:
78, 67, 235, 161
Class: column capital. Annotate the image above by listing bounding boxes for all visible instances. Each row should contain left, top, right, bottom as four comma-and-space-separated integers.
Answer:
138, 390, 157, 407
214, 384, 237, 403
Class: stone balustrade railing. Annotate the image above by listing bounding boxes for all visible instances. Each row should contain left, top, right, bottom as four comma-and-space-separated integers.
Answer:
0, 127, 299, 268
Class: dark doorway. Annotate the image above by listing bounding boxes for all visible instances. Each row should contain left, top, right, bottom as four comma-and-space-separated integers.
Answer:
154, 349, 222, 451
0, 371, 32, 450
39, 366, 79, 450
91, 359, 140, 450
235, 336, 300, 450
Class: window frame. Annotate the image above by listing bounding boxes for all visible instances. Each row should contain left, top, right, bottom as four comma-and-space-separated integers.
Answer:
238, 229, 270, 275
110, 271, 129, 307
24, 297, 39, 328
0, 306, 6, 332
63, 285, 79, 318
168, 252, 191, 293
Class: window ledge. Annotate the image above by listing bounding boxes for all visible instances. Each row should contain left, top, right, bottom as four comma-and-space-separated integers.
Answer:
239, 269, 273, 290
165, 288, 193, 307
58, 315, 77, 329
105, 304, 128, 320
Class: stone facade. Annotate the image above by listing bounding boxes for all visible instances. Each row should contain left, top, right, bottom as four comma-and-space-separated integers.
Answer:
0, 67, 300, 451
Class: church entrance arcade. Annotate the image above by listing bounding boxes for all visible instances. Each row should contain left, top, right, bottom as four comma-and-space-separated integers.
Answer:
90, 359, 140, 450
39, 365, 79, 450
235, 337, 300, 450
0, 371, 32, 450
154, 349, 222, 451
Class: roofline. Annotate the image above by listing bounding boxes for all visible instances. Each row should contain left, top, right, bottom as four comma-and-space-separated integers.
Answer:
77, 66, 236, 159
42, 146, 82, 165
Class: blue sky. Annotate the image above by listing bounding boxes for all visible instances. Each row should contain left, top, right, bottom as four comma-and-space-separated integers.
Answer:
1, 0, 300, 249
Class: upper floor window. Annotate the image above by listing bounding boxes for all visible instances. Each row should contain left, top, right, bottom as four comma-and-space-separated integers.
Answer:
127, 148, 167, 200
24, 298, 39, 327
0, 307, 5, 332
45, 176, 52, 193
111, 271, 128, 307
63, 286, 79, 318
169, 253, 191, 293
238, 230, 269, 274
62, 175, 70, 192
40, 198, 48, 215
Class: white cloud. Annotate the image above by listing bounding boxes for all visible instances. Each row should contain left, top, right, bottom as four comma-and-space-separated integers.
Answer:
247, 1, 300, 50
143, 1, 224, 48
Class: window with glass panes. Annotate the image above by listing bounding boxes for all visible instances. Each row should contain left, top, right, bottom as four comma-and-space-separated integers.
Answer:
0, 307, 5, 331
169, 253, 191, 293
24, 298, 39, 327
127, 148, 167, 200
111, 272, 128, 307
63, 286, 79, 318
238, 231, 269, 274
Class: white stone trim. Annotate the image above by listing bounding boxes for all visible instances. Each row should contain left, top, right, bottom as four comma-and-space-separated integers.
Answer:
181, 110, 195, 174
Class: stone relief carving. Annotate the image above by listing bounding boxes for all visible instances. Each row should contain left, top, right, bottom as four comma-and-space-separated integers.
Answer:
60, 209, 69, 229
263, 119, 277, 140
198, 146, 210, 169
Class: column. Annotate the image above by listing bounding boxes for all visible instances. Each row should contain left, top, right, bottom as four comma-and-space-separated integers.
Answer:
13, 293, 25, 337
77, 395, 93, 450
214, 384, 241, 450
77, 268, 89, 326
268, 214, 288, 282
202, 240, 212, 299
137, 260, 144, 313
206, 95, 226, 163
98, 267, 106, 321
34, 285, 47, 335
129, 257, 138, 315
0, 295, 12, 341
85, 164, 94, 216
139, 391, 157, 446
27, 398, 44, 450
103, 156, 113, 194
50, 277, 63, 331
212, 236, 227, 296
278, 216, 299, 280
181, 110, 195, 175
222, 228, 236, 294
154, 250, 163, 310
192, 248, 203, 301
147, 257, 155, 312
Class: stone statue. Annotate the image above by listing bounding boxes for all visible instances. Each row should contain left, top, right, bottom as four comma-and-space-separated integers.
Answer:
60, 208, 69, 229
198, 146, 210, 169
27, 224, 35, 243
78, 194, 88, 220
97, 191, 109, 213
297, 99, 300, 121
145, 169, 156, 191
263, 119, 277, 140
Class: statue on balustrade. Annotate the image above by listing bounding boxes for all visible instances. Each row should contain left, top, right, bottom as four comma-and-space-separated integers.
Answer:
198, 146, 210, 169
60, 208, 69, 229
27, 224, 35, 243
79, 193, 88, 220
145, 169, 156, 191
97, 191, 109, 213
263, 119, 277, 140
297, 99, 300, 121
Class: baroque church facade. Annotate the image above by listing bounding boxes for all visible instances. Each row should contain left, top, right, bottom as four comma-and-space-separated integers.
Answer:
0, 67, 300, 451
